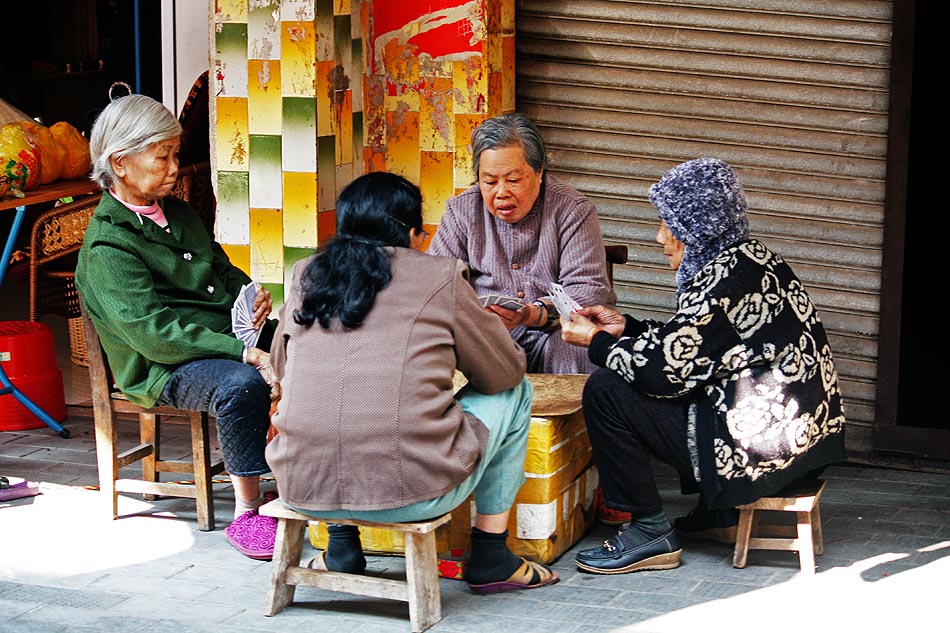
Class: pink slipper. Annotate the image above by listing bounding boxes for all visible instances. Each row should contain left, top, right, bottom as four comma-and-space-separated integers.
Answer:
225, 509, 277, 560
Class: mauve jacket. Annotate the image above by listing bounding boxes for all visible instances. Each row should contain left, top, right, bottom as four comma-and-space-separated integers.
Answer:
266, 248, 527, 511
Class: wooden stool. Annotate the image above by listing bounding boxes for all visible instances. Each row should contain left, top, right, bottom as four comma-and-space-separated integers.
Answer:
259, 500, 452, 632
732, 479, 826, 574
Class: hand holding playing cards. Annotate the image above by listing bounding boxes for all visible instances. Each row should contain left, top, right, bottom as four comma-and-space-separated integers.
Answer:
560, 305, 624, 347
487, 303, 543, 330
244, 346, 281, 401
578, 305, 625, 336
232, 283, 264, 348
252, 285, 272, 329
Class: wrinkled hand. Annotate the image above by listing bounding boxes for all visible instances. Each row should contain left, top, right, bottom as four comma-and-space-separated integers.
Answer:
486, 303, 544, 331
251, 286, 273, 330
244, 346, 281, 401
560, 311, 600, 347
560, 305, 624, 347
576, 305, 625, 337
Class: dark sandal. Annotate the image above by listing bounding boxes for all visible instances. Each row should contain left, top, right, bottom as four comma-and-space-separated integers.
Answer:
467, 558, 559, 595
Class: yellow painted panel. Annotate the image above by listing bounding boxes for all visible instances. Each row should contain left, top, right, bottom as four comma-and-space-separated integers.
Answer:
221, 243, 251, 277
283, 171, 318, 248
250, 207, 284, 283
248, 60, 282, 135
453, 114, 484, 189
420, 151, 454, 226
281, 20, 316, 97
385, 91, 419, 113
453, 58, 487, 116
215, 97, 249, 171
420, 77, 452, 153
386, 108, 420, 184
216, 0, 247, 22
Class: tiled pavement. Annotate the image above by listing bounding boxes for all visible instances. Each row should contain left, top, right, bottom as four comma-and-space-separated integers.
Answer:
2, 415, 948, 633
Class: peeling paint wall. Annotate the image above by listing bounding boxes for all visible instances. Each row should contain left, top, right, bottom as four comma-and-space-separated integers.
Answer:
365, 0, 515, 232
209, 0, 511, 300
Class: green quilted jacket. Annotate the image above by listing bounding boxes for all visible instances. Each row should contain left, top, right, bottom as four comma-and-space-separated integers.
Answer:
75, 192, 248, 407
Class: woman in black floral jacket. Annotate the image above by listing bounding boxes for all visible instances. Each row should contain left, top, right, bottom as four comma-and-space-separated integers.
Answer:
561, 158, 846, 575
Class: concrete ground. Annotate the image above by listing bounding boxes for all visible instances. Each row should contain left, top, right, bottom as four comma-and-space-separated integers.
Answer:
1, 414, 948, 633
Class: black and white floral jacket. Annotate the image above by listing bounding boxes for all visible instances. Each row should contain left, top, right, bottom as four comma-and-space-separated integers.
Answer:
589, 239, 847, 508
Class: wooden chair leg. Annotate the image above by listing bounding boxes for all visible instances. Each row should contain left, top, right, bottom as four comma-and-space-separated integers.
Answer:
404, 530, 442, 633
93, 407, 121, 520
796, 511, 816, 574
732, 508, 755, 568
266, 517, 306, 616
140, 412, 159, 500
190, 413, 215, 532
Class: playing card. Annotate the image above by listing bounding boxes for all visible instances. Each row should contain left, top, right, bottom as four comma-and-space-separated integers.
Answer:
479, 294, 526, 310
549, 283, 581, 321
232, 282, 262, 348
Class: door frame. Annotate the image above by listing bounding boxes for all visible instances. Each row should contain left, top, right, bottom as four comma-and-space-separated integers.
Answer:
875, 0, 950, 467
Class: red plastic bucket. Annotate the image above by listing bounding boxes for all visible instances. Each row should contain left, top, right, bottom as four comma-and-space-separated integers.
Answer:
0, 321, 67, 431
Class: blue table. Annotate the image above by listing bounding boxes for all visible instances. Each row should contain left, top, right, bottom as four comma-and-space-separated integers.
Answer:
1, 180, 99, 438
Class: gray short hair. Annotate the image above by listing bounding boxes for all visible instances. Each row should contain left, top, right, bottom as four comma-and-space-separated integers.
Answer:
89, 94, 182, 189
470, 113, 547, 179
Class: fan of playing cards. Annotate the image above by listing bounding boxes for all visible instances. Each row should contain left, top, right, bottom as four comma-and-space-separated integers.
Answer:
232, 282, 262, 348
549, 282, 581, 321
479, 294, 526, 310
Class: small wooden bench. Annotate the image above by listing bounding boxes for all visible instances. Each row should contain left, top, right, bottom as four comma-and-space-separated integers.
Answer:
259, 499, 452, 632
732, 479, 826, 574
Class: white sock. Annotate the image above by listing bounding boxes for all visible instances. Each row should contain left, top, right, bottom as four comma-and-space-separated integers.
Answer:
234, 494, 264, 519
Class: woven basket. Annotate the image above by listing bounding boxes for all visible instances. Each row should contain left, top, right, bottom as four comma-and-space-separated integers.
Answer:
67, 317, 89, 367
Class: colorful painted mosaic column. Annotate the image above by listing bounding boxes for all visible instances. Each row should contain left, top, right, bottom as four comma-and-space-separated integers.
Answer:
212, 0, 362, 298
210, 0, 509, 299
364, 0, 515, 236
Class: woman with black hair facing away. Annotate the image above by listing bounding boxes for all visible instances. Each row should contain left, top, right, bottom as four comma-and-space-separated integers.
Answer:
265, 172, 559, 594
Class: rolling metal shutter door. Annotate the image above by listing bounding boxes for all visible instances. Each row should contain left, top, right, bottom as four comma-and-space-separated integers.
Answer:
515, 0, 892, 451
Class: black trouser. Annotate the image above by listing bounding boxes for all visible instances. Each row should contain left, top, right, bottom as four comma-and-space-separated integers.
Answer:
583, 368, 694, 518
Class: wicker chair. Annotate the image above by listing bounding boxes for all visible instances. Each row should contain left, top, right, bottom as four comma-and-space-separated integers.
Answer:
28, 194, 101, 321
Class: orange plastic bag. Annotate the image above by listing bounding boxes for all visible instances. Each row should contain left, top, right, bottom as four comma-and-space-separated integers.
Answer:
49, 121, 91, 180
18, 120, 66, 185
0, 122, 41, 197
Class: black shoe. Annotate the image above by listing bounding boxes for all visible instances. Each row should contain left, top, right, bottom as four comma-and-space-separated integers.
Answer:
673, 506, 739, 544
575, 526, 682, 575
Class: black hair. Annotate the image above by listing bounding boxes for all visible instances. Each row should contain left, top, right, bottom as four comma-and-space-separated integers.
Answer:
293, 171, 424, 329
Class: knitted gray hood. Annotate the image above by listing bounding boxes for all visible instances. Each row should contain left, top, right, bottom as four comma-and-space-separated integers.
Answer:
648, 158, 749, 292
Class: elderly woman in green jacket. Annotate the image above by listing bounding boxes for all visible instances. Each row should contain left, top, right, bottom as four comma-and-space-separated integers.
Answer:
75, 94, 280, 560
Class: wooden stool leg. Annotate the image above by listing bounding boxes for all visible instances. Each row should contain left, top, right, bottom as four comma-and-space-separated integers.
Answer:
796, 511, 815, 574
404, 531, 442, 633
190, 413, 215, 532
265, 517, 306, 616
811, 503, 824, 555
733, 508, 755, 568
